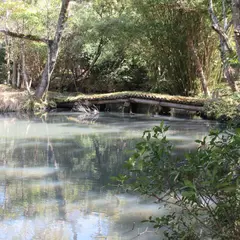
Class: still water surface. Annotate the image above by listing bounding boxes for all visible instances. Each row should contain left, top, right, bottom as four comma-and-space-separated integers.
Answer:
0, 112, 215, 240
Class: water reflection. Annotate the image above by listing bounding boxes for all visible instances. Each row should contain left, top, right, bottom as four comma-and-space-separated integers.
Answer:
0, 112, 215, 239
0, 167, 57, 180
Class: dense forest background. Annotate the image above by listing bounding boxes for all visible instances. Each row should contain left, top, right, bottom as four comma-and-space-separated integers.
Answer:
0, 0, 240, 99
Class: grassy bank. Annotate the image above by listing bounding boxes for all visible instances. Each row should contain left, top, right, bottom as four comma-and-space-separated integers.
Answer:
0, 84, 239, 123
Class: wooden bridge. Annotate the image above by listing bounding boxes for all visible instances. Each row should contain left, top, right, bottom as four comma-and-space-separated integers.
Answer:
54, 91, 205, 113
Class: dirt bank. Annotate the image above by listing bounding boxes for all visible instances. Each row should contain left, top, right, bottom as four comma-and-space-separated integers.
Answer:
0, 85, 28, 112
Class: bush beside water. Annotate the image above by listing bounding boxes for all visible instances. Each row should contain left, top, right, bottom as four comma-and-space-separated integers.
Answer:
113, 122, 240, 239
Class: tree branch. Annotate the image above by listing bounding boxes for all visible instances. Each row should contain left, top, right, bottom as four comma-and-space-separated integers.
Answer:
211, 24, 232, 47
76, 37, 105, 81
0, 29, 50, 44
208, 0, 233, 53
225, 19, 233, 32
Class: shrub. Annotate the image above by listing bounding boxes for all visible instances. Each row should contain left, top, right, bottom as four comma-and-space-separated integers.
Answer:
114, 123, 240, 239
203, 93, 240, 122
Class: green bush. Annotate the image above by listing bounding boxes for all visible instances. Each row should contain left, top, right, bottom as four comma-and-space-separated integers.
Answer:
203, 93, 240, 122
114, 123, 240, 239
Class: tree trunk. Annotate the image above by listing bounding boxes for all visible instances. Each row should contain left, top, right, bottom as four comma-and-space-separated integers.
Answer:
232, 0, 240, 62
220, 38, 239, 92
209, 0, 239, 92
188, 38, 210, 97
35, 0, 70, 99
21, 41, 32, 93
4, 8, 11, 85
17, 64, 22, 89
4, 36, 11, 85
12, 60, 17, 88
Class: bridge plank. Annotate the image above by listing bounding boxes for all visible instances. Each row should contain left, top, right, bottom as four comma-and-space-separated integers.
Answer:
54, 91, 206, 112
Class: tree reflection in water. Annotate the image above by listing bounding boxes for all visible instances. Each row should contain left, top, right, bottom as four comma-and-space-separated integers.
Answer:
0, 112, 213, 239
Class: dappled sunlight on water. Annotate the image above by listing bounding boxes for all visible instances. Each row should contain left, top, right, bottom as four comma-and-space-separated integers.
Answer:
0, 112, 215, 239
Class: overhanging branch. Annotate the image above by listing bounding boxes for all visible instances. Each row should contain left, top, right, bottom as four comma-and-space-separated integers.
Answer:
0, 29, 50, 44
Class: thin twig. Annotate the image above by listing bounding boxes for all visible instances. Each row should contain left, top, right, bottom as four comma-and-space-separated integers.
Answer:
130, 227, 156, 240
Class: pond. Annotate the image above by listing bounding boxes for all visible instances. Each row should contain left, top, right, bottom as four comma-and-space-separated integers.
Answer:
0, 112, 215, 240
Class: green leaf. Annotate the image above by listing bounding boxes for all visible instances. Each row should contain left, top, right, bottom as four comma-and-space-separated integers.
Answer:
183, 180, 195, 189
181, 191, 196, 198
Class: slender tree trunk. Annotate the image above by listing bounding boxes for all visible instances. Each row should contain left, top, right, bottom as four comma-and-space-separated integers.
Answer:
4, 38, 11, 85
220, 37, 239, 92
222, 0, 239, 92
17, 64, 22, 89
209, 0, 239, 92
4, 9, 11, 85
21, 41, 32, 93
188, 38, 210, 97
35, 0, 70, 99
12, 60, 17, 88
232, 0, 240, 62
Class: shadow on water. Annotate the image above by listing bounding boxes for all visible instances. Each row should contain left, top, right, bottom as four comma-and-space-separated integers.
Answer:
0, 112, 216, 239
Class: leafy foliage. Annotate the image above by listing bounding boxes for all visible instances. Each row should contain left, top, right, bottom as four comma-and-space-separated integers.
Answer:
0, 0, 238, 97
204, 93, 240, 121
114, 123, 240, 239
